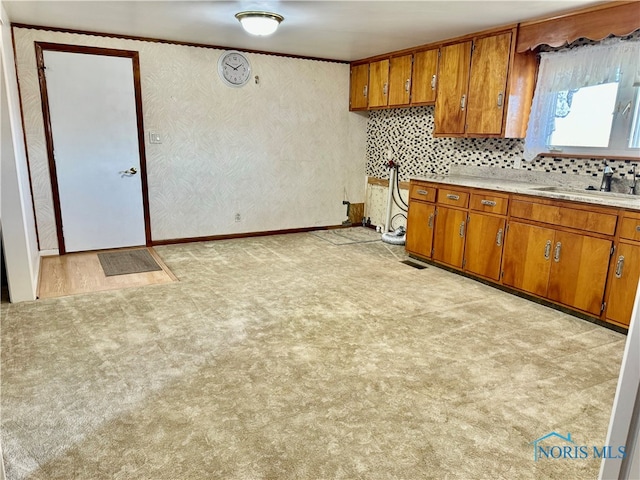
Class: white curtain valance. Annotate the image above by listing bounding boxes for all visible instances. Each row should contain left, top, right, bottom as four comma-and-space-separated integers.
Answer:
537, 38, 640, 93
524, 38, 640, 161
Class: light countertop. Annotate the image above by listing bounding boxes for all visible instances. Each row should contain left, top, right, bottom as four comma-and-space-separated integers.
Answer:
411, 167, 640, 211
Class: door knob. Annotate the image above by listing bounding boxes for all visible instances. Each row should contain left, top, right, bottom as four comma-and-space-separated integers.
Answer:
120, 167, 138, 176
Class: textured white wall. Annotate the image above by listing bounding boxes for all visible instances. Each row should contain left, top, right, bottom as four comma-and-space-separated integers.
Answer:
13, 28, 367, 249
1, 10, 39, 302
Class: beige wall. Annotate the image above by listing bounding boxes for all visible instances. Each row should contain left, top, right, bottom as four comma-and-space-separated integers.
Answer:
13, 27, 367, 250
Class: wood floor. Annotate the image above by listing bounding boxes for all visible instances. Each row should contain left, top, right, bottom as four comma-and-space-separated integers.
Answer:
38, 247, 177, 299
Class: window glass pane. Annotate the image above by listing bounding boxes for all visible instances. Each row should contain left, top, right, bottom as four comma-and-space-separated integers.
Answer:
629, 91, 640, 149
549, 82, 618, 148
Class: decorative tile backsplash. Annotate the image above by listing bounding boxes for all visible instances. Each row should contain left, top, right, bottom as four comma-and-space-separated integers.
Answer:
366, 106, 638, 190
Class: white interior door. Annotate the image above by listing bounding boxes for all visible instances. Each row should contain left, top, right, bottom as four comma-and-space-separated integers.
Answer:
43, 50, 146, 253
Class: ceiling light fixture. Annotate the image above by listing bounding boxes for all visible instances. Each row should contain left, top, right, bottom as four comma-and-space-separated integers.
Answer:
235, 11, 284, 36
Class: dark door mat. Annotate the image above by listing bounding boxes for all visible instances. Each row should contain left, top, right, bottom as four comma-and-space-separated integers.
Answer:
98, 249, 162, 276
400, 260, 427, 269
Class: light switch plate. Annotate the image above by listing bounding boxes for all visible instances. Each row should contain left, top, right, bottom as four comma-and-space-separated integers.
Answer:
149, 132, 162, 144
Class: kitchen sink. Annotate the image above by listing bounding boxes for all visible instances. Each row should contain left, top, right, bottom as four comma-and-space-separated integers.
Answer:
531, 186, 638, 200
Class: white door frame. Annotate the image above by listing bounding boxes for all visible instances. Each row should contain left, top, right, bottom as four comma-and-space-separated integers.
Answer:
35, 42, 151, 254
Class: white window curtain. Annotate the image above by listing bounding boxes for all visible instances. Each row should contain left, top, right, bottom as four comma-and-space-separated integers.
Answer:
524, 38, 640, 160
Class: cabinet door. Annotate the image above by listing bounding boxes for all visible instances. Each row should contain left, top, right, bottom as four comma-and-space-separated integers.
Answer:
502, 222, 554, 297
466, 32, 512, 135
368, 59, 389, 108
433, 207, 466, 268
406, 201, 435, 259
349, 63, 369, 110
411, 48, 438, 105
434, 41, 471, 135
464, 213, 505, 281
606, 242, 640, 327
547, 231, 612, 315
388, 54, 412, 106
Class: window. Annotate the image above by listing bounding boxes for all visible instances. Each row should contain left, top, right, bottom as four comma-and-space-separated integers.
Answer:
524, 38, 640, 160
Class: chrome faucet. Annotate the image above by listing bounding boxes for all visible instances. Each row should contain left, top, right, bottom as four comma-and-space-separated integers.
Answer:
629, 165, 637, 195
600, 164, 614, 192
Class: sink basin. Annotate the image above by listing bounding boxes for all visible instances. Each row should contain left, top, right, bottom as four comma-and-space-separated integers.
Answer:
531, 186, 638, 200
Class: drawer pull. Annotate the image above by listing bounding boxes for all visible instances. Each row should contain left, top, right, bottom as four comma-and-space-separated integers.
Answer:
405, 79, 411, 92
480, 199, 497, 207
383, 83, 388, 95
460, 94, 466, 111
446, 194, 460, 201
431, 74, 437, 90
459, 221, 465, 238
636, 225, 640, 232
544, 240, 552, 260
416, 189, 428, 195
615, 255, 625, 278
363, 85, 368, 97
496, 228, 503, 246
554, 242, 562, 262
427, 213, 434, 229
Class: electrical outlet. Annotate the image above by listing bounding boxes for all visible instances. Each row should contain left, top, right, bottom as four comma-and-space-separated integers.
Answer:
235, 213, 241, 222
149, 132, 162, 144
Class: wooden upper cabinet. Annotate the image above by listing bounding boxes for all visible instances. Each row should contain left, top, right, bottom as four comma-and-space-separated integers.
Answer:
349, 63, 369, 111
433, 29, 535, 138
434, 41, 472, 136
368, 59, 390, 108
466, 32, 511, 135
411, 48, 439, 105
388, 54, 413, 107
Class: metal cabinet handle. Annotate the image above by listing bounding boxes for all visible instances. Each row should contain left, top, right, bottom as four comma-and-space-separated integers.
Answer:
460, 94, 466, 111
544, 240, 552, 260
383, 83, 388, 95
120, 167, 138, 176
405, 79, 411, 92
446, 194, 460, 201
427, 213, 434, 229
497, 92, 503, 107
480, 199, 497, 207
363, 85, 368, 97
431, 74, 437, 90
459, 221, 465, 238
615, 256, 625, 278
553, 242, 562, 262
416, 189, 428, 195
496, 228, 503, 246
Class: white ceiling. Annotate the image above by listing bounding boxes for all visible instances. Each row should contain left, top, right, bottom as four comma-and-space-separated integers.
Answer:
3, 1, 603, 62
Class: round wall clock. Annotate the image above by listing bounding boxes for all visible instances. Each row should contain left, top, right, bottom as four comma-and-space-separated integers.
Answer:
217, 50, 251, 87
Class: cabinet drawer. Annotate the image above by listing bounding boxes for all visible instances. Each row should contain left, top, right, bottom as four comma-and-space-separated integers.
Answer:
469, 192, 508, 215
409, 183, 436, 202
510, 200, 617, 235
620, 216, 640, 241
438, 188, 469, 208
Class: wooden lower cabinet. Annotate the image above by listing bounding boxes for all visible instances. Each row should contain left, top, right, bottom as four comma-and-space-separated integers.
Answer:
464, 213, 505, 281
433, 206, 466, 268
606, 242, 640, 327
502, 222, 553, 297
546, 231, 612, 316
406, 201, 435, 259
503, 222, 611, 315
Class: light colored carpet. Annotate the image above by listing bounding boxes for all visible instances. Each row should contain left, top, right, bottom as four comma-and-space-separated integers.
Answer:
1, 232, 626, 479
